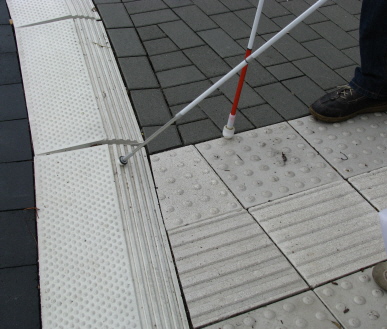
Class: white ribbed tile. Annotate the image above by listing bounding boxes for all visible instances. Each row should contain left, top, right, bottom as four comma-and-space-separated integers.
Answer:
6, 0, 99, 27
151, 146, 243, 230
35, 145, 189, 329
205, 291, 340, 329
249, 181, 386, 287
349, 167, 387, 211
315, 267, 387, 329
196, 123, 340, 208
290, 114, 387, 178
168, 210, 307, 328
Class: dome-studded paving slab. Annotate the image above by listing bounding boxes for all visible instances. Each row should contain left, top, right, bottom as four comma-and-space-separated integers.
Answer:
196, 123, 340, 208
151, 146, 243, 230
6, 0, 99, 27
290, 113, 387, 179
35, 145, 189, 329
204, 291, 340, 329
315, 267, 387, 329
168, 210, 307, 328
249, 181, 386, 287
349, 167, 387, 211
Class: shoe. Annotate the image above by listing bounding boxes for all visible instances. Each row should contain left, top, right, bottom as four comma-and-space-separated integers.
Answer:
372, 261, 387, 290
309, 85, 387, 123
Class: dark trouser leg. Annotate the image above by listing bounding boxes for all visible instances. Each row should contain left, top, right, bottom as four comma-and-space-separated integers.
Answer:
349, 0, 387, 100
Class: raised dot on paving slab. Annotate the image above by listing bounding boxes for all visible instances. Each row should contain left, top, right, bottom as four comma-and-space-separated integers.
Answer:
150, 146, 242, 230
315, 267, 387, 329
196, 123, 340, 208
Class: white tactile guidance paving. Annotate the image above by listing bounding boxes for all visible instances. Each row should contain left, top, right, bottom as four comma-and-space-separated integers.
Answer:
168, 210, 308, 328
349, 167, 387, 211
249, 181, 386, 287
35, 145, 189, 329
151, 146, 243, 230
290, 113, 387, 178
204, 291, 341, 329
6, 0, 99, 27
196, 123, 341, 208
315, 267, 387, 329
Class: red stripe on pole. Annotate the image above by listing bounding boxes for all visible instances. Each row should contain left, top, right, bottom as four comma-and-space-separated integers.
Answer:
230, 48, 252, 116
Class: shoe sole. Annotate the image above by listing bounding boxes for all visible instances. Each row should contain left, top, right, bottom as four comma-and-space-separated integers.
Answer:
309, 104, 387, 123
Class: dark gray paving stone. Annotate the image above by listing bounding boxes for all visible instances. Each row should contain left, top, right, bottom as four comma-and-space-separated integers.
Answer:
119, 57, 159, 89
198, 29, 244, 58
0, 25, 16, 53
218, 0, 252, 11
191, 0, 229, 15
237, 37, 288, 67
272, 15, 320, 43
107, 28, 145, 57
280, 0, 328, 25
159, 20, 204, 49
235, 8, 280, 35
170, 102, 207, 124
261, 0, 290, 18
0, 210, 37, 269
142, 125, 182, 153
240, 103, 285, 127
0, 266, 40, 329
348, 29, 359, 41
124, 0, 167, 14
164, 80, 220, 106
0, 120, 32, 163
178, 119, 221, 144
335, 65, 357, 82
163, 0, 192, 7
150, 51, 191, 72
282, 76, 326, 106
211, 12, 252, 40
130, 9, 178, 27
143, 37, 179, 56
342, 47, 360, 65
97, 3, 133, 28
293, 57, 346, 90
198, 95, 254, 132
0, 53, 21, 85
0, 161, 34, 211
137, 25, 165, 41
130, 89, 171, 126
336, 0, 362, 15
211, 75, 265, 109
94, 0, 121, 3
310, 21, 358, 50
173, 5, 217, 31
319, 4, 359, 31
0, 84, 27, 121
262, 33, 312, 61
225, 56, 277, 88
256, 82, 308, 120
303, 38, 354, 69
267, 62, 303, 81
156, 65, 206, 88
183, 45, 231, 78
0, 0, 9, 24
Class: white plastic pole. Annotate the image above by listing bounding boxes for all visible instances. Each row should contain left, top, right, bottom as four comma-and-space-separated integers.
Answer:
119, 0, 329, 164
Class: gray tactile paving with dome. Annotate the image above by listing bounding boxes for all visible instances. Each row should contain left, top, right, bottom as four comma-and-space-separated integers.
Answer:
3, 0, 387, 328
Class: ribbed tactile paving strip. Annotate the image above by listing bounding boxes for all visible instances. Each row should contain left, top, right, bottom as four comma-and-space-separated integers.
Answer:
151, 146, 243, 230
196, 123, 340, 208
6, 0, 99, 27
315, 267, 387, 329
204, 291, 340, 329
290, 114, 387, 178
349, 167, 387, 211
249, 181, 386, 287
168, 210, 307, 328
35, 145, 189, 329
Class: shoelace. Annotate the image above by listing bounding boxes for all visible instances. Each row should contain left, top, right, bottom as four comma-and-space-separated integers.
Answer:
331, 85, 354, 100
